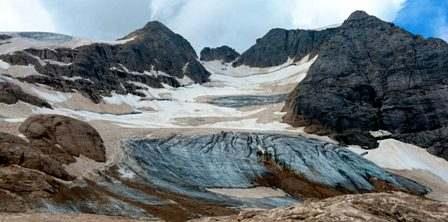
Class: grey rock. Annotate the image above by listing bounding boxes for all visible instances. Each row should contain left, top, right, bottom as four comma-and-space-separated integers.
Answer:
200, 46, 240, 63
281, 11, 448, 159
233, 28, 336, 67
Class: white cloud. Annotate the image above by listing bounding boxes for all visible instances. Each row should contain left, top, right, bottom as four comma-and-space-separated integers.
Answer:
149, 0, 407, 52
149, 0, 292, 52
437, 25, 448, 41
0, 0, 55, 32
0, 0, 408, 52
289, 0, 406, 28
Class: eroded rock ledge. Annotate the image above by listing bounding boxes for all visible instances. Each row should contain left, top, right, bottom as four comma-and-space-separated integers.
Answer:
0, 114, 106, 213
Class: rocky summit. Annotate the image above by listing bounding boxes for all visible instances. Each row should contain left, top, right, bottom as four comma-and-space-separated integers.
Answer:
234, 11, 448, 159
0, 21, 210, 103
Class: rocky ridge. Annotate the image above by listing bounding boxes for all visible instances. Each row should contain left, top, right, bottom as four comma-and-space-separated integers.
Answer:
0, 22, 210, 103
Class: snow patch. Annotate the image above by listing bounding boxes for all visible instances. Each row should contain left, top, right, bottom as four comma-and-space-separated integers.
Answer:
31, 88, 71, 103
0, 60, 10, 69
118, 167, 136, 179
348, 139, 448, 182
369, 130, 392, 138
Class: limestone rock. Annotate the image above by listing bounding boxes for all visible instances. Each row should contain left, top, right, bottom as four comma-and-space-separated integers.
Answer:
19, 115, 106, 164
0, 132, 74, 180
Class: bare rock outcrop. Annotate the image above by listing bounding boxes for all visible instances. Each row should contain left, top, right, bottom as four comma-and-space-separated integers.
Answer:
19, 114, 106, 164
0, 132, 74, 180
192, 192, 448, 222
0, 82, 51, 108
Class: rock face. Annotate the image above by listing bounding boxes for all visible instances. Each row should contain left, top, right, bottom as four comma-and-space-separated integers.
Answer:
200, 46, 240, 63
0, 82, 51, 108
192, 192, 448, 222
19, 114, 106, 164
273, 11, 448, 159
233, 28, 336, 67
0, 21, 210, 103
0, 132, 74, 180
0, 114, 110, 213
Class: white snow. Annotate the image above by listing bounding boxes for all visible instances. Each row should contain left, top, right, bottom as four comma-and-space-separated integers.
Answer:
348, 139, 448, 182
0, 59, 10, 69
118, 167, 136, 179
62, 76, 93, 83
31, 87, 71, 103
0, 34, 93, 55
369, 130, 392, 138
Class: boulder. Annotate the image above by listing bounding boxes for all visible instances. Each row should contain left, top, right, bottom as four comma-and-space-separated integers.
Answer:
19, 115, 106, 164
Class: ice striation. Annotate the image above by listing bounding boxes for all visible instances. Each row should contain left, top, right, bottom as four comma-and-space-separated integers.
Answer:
121, 132, 428, 205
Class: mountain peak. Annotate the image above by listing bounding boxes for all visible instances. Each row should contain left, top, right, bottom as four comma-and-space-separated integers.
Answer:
142, 21, 170, 31
119, 20, 172, 40
346, 10, 371, 21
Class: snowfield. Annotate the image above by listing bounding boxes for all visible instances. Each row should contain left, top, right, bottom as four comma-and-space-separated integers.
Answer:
1, 51, 317, 133
349, 139, 448, 182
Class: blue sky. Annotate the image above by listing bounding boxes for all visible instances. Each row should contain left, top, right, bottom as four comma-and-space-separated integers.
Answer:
0, 0, 446, 52
394, 0, 448, 40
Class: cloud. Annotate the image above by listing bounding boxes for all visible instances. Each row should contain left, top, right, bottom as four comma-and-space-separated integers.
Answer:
289, 0, 406, 28
0, 0, 55, 32
39, 0, 152, 40
149, 0, 406, 52
0, 0, 408, 52
149, 0, 293, 52
439, 26, 448, 41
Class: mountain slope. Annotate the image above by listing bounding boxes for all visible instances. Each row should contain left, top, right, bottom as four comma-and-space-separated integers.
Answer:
0, 22, 210, 103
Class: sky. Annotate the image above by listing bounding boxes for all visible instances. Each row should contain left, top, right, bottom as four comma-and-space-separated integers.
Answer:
0, 0, 446, 52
